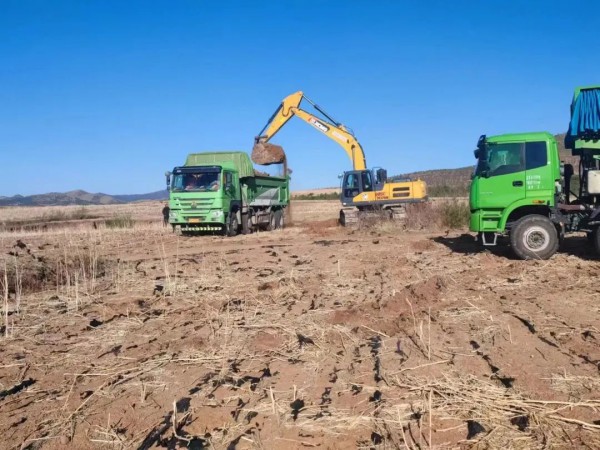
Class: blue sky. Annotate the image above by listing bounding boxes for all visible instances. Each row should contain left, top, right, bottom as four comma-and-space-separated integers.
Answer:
1, 0, 599, 196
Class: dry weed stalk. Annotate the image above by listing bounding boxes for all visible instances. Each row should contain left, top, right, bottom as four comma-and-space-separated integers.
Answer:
405, 298, 433, 358
394, 372, 600, 449
2, 260, 8, 337
13, 255, 22, 314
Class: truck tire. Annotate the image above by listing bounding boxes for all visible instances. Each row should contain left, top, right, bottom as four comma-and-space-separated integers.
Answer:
274, 209, 284, 229
241, 213, 252, 235
509, 215, 558, 260
266, 211, 276, 231
592, 227, 600, 255
227, 213, 239, 237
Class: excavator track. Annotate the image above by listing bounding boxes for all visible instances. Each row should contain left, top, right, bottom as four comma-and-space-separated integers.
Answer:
339, 206, 407, 227
339, 208, 359, 226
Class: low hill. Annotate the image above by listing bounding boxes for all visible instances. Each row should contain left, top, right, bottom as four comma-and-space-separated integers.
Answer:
112, 190, 169, 203
0, 189, 168, 207
392, 133, 574, 197
391, 166, 473, 197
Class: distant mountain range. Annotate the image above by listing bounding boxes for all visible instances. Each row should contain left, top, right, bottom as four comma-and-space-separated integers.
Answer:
0, 189, 169, 207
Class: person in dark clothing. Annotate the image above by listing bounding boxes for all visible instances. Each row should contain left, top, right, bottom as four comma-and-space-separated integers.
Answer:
162, 203, 170, 227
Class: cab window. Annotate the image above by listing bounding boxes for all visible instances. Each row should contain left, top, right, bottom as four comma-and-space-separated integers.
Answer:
361, 171, 373, 191
343, 173, 360, 198
487, 143, 524, 176
525, 142, 547, 170
344, 173, 357, 188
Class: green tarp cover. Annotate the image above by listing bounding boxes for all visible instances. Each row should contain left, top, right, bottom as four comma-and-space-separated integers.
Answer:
184, 152, 255, 178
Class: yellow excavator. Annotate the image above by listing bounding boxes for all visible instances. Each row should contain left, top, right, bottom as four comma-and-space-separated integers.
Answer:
253, 91, 428, 225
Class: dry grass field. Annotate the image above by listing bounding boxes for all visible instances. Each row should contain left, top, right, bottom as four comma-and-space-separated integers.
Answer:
0, 200, 599, 449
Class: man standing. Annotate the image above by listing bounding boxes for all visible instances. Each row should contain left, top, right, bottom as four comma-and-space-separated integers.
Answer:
162, 202, 170, 227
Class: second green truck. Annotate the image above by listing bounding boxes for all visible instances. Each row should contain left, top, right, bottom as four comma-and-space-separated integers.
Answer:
470, 86, 600, 259
166, 152, 289, 236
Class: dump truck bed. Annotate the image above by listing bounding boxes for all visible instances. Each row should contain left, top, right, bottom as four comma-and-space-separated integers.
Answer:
244, 174, 289, 207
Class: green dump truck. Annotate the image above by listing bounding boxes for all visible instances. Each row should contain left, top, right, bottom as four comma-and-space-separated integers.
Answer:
166, 151, 289, 235
470, 86, 600, 259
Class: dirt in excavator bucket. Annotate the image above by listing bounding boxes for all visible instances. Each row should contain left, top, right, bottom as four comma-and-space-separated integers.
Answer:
251, 142, 286, 165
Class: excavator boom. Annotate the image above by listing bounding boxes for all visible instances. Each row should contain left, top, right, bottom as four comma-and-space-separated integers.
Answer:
253, 91, 429, 227
254, 91, 367, 171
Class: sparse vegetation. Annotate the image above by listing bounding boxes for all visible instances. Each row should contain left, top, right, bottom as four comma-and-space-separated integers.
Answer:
41, 206, 95, 222
439, 198, 471, 228
0, 207, 99, 230
105, 214, 135, 228
428, 184, 469, 197
404, 198, 470, 230
293, 191, 340, 200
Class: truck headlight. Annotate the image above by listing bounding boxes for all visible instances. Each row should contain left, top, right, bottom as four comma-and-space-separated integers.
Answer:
169, 211, 177, 219
211, 210, 224, 219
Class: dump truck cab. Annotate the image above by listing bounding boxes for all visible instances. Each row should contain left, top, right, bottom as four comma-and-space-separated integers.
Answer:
167, 151, 289, 236
470, 131, 560, 242
167, 162, 241, 232
470, 85, 600, 259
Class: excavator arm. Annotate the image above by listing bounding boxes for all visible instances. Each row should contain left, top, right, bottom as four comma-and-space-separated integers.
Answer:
254, 91, 367, 171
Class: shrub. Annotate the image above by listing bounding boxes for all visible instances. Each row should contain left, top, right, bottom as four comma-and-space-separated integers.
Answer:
105, 214, 135, 229
405, 203, 441, 230
40, 207, 95, 222
439, 199, 470, 229
428, 184, 470, 197
293, 192, 340, 200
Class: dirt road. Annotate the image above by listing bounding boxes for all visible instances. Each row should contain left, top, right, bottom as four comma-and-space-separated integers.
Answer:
0, 202, 599, 449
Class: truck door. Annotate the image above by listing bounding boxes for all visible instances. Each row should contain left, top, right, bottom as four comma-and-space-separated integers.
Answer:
524, 141, 551, 200
476, 142, 526, 209
223, 171, 238, 210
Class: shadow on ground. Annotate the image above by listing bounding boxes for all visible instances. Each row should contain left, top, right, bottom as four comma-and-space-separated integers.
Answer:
434, 233, 599, 261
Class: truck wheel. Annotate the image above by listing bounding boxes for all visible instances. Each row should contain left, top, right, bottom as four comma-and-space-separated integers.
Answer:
592, 227, 600, 254
274, 209, 284, 229
510, 215, 558, 260
227, 213, 239, 237
241, 213, 252, 235
266, 212, 276, 231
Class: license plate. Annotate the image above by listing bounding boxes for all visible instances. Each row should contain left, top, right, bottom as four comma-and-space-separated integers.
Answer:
188, 218, 201, 223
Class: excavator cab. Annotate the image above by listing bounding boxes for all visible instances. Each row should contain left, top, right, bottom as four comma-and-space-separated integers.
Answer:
341, 170, 379, 205
340, 168, 388, 202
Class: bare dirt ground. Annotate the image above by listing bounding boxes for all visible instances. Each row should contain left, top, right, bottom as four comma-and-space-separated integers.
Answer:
0, 200, 599, 449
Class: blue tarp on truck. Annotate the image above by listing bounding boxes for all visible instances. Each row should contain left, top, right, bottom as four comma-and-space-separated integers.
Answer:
566, 87, 600, 150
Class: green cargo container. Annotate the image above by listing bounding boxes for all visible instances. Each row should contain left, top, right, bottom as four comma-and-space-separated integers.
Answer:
166, 151, 289, 235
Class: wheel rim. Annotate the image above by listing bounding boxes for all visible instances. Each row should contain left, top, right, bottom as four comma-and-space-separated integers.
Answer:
522, 226, 550, 252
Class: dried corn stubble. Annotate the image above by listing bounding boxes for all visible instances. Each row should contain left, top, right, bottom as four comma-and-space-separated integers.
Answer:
251, 142, 286, 165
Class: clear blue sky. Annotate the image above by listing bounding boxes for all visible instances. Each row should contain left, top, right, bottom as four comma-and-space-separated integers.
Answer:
1, 0, 598, 196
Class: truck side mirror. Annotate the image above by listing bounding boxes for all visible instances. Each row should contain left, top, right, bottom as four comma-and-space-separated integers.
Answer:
165, 171, 171, 189
474, 149, 480, 159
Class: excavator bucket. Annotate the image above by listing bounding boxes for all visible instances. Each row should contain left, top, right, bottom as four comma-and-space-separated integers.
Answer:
251, 142, 286, 165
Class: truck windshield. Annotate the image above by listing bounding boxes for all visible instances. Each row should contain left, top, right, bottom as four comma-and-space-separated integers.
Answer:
172, 171, 221, 192
475, 143, 523, 177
